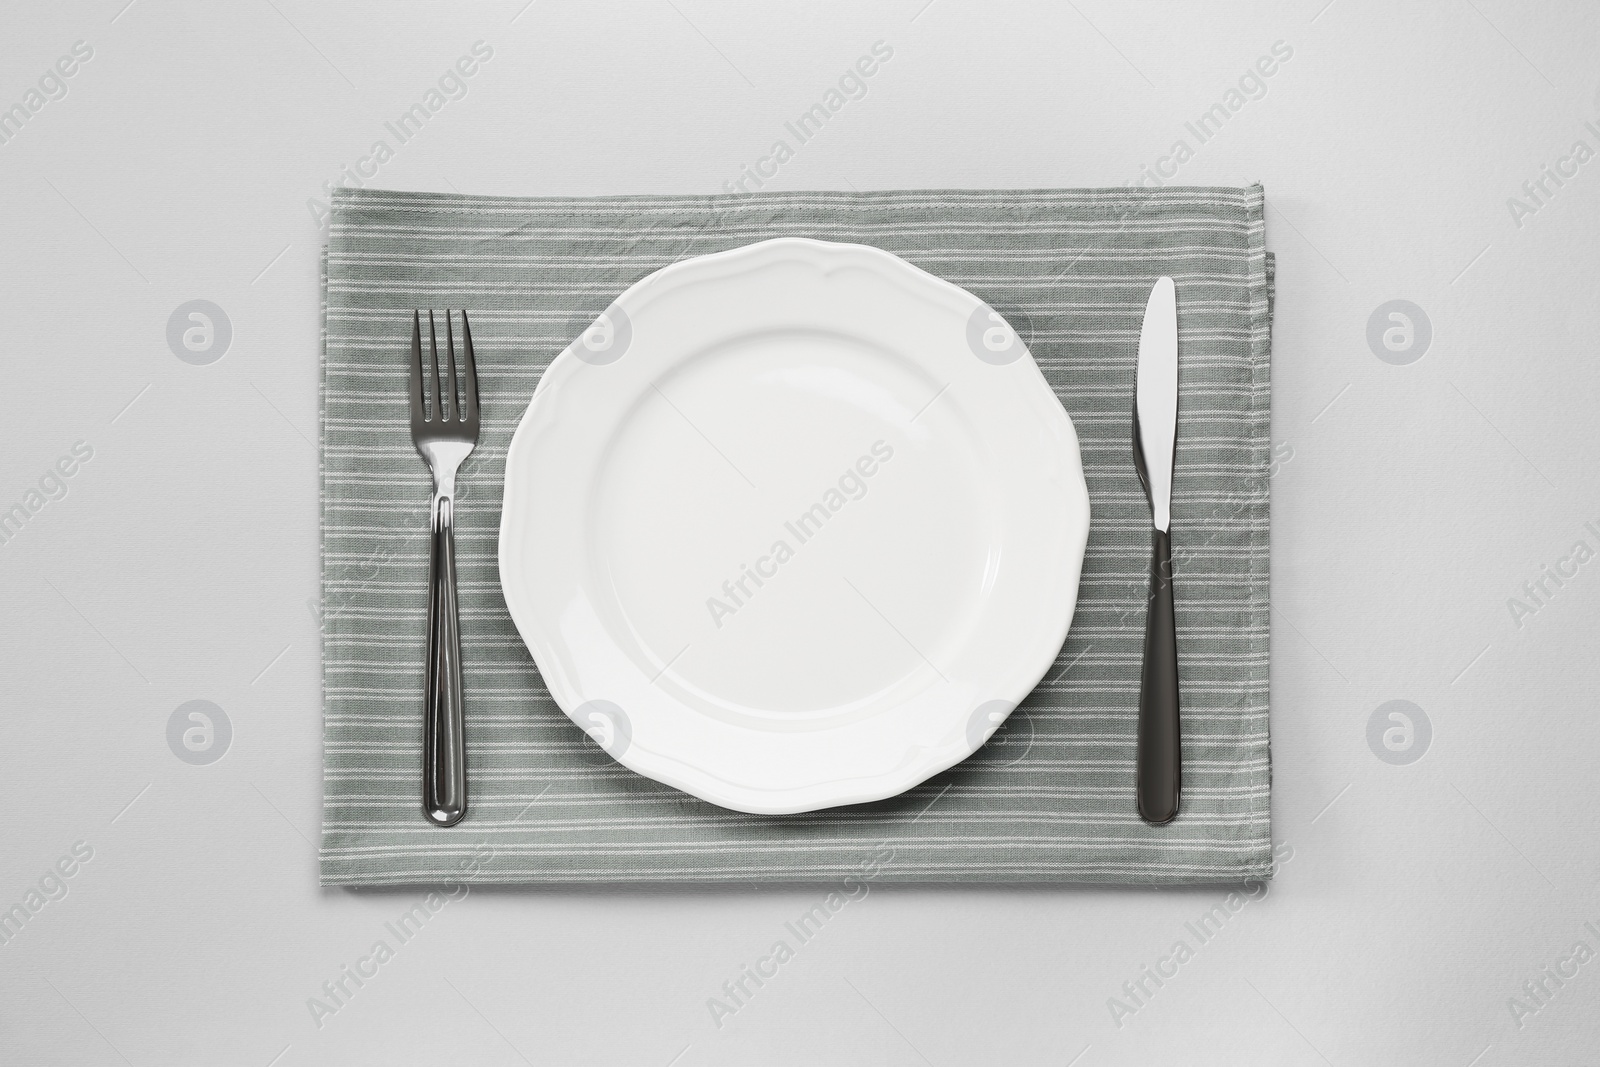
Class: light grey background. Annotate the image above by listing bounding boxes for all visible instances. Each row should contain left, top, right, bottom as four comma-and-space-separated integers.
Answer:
2, 0, 1597, 1063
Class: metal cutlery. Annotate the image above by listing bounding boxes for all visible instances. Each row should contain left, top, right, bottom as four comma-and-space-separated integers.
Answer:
1132, 277, 1181, 825
410, 309, 480, 827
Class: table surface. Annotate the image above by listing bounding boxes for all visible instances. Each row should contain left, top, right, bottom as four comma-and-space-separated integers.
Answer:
3, 2, 1598, 1064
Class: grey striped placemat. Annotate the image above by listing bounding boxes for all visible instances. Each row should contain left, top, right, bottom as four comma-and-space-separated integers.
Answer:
320, 185, 1273, 886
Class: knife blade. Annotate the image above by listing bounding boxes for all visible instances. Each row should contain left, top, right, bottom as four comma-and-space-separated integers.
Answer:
1132, 276, 1181, 824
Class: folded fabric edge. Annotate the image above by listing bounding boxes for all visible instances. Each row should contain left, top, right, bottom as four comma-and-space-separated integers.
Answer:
319, 869, 1279, 889
328, 183, 1271, 212
317, 251, 336, 873
1243, 183, 1274, 874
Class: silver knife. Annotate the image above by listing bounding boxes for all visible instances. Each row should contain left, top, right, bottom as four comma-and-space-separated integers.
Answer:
1132, 276, 1180, 824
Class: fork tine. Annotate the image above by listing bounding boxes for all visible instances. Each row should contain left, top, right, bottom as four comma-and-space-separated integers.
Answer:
444, 310, 461, 423
409, 311, 426, 425
459, 310, 479, 425
427, 310, 445, 421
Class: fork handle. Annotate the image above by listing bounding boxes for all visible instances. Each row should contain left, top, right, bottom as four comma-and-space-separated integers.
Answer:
423, 493, 467, 826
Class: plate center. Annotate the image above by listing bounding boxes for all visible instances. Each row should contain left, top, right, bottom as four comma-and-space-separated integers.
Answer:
590, 329, 994, 723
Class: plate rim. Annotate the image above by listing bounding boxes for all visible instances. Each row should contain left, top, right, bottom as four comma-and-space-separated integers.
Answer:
498, 236, 1090, 814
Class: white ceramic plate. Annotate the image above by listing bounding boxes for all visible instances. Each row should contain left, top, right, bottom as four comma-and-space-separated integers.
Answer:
499, 238, 1089, 814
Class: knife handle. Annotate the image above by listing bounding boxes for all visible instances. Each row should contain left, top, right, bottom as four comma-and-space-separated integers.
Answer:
1137, 527, 1181, 825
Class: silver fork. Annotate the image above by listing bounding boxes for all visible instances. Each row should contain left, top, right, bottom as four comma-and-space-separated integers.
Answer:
410, 309, 480, 827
